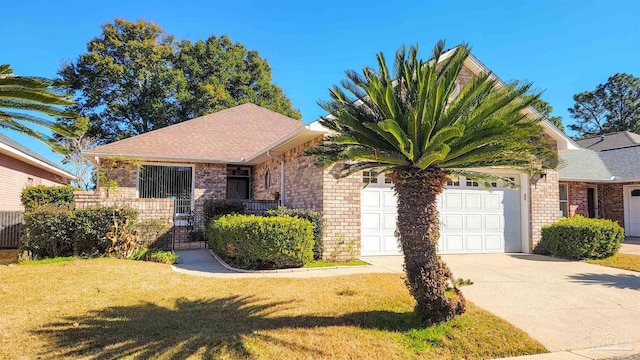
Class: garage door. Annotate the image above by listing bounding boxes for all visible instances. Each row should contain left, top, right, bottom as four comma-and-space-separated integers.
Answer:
361, 172, 522, 256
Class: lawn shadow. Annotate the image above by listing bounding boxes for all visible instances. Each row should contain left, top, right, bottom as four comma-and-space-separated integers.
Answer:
568, 273, 640, 290
33, 295, 423, 359
507, 254, 573, 262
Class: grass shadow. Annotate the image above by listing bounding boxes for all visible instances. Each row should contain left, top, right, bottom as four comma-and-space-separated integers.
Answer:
32, 295, 425, 359
568, 273, 640, 290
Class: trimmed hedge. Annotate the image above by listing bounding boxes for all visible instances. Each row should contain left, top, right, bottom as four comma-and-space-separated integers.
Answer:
21, 206, 138, 259
208, 214, 314, 269
264, 207, 324, 259
21, 185, 76, 211
540, 216, 624, 259
203, 199, 245, 225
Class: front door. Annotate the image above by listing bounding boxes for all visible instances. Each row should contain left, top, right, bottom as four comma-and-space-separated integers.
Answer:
227, 178, 249, 199
625, 186, 640, 236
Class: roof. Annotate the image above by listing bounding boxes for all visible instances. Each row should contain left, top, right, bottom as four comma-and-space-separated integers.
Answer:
85, 103, 322, 164
575, 131, 640, 151
0, 133, 75, 180
559, 145, 640, 182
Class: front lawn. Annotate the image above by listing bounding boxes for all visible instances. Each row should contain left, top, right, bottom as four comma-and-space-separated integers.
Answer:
585, 253, 640, 272
0, 258, 546, 359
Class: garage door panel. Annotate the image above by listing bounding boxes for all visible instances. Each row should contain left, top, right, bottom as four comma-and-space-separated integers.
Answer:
361, 174, 522, 255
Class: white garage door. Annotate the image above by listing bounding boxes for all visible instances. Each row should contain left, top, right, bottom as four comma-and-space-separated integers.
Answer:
624, 185, 640, 237
361, 172, 522, 256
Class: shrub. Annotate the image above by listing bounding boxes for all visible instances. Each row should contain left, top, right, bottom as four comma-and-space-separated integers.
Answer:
203, 199, 245, 225
21, 206, 138, 259
131, 248, 179, 264
540, 216, 624, 259
264, 207, 324, 259
21, 185, 76, 211
208, 214, 314, 269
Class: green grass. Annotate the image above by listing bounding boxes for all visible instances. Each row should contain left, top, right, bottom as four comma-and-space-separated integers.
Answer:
303, 259, 370, 268
585, 253, 640, 272
0, 258, 547, 359
17, 256, 77, 265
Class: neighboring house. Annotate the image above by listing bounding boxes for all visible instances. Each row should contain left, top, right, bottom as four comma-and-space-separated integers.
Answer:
84, 51, 581, 259
558, 132, 640, 237
0, 133, 75, 211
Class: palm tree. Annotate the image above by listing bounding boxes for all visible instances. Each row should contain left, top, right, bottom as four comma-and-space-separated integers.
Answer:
308, 41, 557, 324
0, 64, 75, 152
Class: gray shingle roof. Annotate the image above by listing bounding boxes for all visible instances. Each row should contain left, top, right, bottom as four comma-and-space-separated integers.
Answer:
0, 133, 71, 175
575, 131, 640, 151
559, 145, 640, 182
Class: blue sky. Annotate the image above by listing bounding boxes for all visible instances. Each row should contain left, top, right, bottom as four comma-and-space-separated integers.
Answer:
1, 0, 639, 169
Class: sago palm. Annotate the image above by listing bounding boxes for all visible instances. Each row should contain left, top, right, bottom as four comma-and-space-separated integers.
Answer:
309, 41, 557, 324
0, 64, 75, 151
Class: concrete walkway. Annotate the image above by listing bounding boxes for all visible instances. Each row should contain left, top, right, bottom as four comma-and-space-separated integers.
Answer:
621, 237, 640, 255
172, 249, 394, 278
364, 254, 640, 358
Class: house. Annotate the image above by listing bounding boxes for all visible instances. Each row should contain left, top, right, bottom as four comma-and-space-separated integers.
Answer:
0, 133, 75, 211
558, 132, 640, 237
84, 51, 583, 259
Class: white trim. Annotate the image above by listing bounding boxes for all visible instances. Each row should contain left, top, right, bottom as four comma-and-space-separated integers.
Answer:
623, 184, 640, 236
520, 172, 531, 253
0, 141, 75, 179
136, 162, 196, 215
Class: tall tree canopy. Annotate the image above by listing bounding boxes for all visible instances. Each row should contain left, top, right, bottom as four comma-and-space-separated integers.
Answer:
59, 18, 301, 144
529, 96, 564, 131
0, 64, 75, 152
309, 42, 556, 324
568, 73, 639, 137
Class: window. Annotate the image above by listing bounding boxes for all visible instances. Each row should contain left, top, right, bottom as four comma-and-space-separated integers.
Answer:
446, 180, 460, 187
632, 189, 640, 197
363, 171, 378, 184
139, 165, 193, 214
384, 175, 392, 184
27, 177, 34, 186
264, 171, 271, 189
466, 178, 479, 187
559, 183, 569, 217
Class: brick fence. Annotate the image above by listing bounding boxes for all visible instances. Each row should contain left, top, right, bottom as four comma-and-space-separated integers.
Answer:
74, 191, 174, 227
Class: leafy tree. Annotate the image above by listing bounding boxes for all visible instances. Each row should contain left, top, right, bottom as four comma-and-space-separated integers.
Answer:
0, 64, 75, 152
568, 73, 640, 137
528, 96, 564, 131
308, 42, 556, 324
59, 18, 300, 144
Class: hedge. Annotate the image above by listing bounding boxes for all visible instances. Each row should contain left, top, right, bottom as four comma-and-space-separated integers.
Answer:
21, 206, 138, 259
540, 216, 624, 259
21, 185, 76, 211
207, 214, 314, 269
264, 207, 324, 259
203, 199, 245, 225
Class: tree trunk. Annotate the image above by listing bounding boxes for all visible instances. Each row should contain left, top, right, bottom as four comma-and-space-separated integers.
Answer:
390, 167, 466, 324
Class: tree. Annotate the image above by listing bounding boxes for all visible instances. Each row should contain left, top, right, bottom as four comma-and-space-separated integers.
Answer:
568, 73, 640, 137
308, 42, 556, 324
59, 18, 300, 144
0, 64, 75, 152
57, 117, 98, 190
528, 96, 564, 131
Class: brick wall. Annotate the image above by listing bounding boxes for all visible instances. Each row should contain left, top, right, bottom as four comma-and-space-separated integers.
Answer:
193, 163, 226, 227
599, 182, 640, 228
0, 153, 70, 211
565, 181, 590, 217
530, 169, 560, 252
74, 191, 174, 225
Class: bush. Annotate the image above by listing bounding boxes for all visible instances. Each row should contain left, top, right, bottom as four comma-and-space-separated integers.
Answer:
21, 185, 76, 211
21, 206, 138, 259
264, 207, 324, 260
131, 248, 179, 264
203, 199, 245, 225
540, 216, 624, 259
208, 214, 314, 269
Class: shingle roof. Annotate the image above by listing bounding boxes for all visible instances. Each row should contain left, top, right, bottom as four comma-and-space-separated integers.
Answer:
559, 145, 640, 182
0, 133, 74, 178
575, 131, 640, 151
85, 103, 305, 162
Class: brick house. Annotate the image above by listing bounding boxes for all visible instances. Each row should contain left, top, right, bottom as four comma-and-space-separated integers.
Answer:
559, 132, 640, 237
0, 133, 75, 211
84, 51, 594, 259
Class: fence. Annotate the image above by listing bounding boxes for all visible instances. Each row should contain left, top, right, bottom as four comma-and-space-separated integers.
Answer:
240, 200, 279, 214
0, 211, 23, 248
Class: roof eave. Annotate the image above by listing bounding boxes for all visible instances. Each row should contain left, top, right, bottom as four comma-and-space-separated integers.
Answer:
0, 142, 75, 180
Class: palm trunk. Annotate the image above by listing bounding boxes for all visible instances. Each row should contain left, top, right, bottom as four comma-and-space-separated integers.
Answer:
390, 168, 465, 323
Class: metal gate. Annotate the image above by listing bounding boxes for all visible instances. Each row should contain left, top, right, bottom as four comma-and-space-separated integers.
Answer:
0, 211, 23, 249
171, 199, 207, 250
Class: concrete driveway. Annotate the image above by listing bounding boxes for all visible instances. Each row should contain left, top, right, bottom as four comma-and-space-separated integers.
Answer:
621, 237, 640, 255
363, 254, 640, 356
